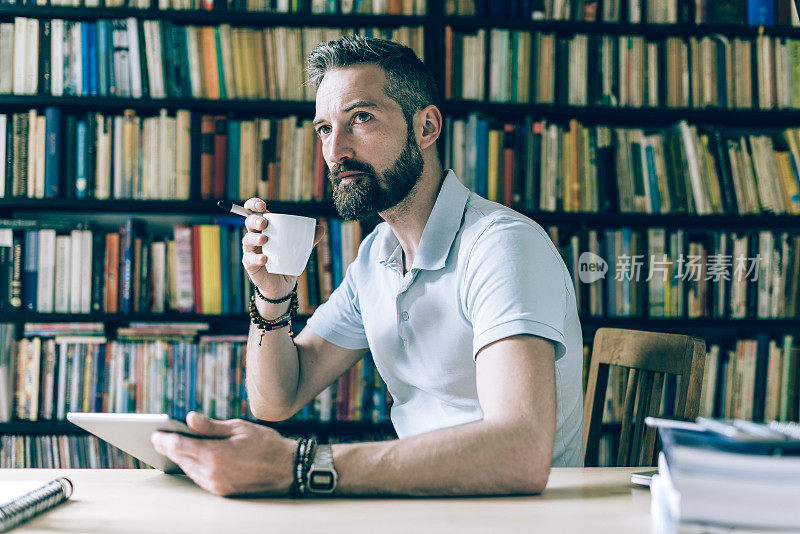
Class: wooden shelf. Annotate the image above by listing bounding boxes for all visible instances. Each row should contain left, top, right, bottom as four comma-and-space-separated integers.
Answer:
580, 317, 800, 337
0, 419, 397, 437
4, 313, 799, 336
0, 198, 339, 217
443, 101, 800, 127
443, 16, 800, 39
0, 95, 317, 116
519, 211, 800, 230
3, 199, 799, 230
0, 312, 312, 332
0, 5, 425, 27
3, 96, 800, 128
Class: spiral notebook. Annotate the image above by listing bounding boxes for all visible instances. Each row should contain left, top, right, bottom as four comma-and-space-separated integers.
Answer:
0, 477, 73, 533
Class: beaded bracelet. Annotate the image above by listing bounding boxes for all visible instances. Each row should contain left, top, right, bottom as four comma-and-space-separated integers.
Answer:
289, 437, 317, 498
249, 286, 299, 345
254, 283, 297, 304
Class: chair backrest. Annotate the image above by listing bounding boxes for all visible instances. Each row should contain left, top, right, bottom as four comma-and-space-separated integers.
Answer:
583, 328, 706, 467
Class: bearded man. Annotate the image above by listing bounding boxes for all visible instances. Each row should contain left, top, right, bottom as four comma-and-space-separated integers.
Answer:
152, 35, 583, 497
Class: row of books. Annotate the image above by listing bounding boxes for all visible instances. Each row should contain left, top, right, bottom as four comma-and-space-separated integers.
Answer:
1, 323, 393, 424
600, 335, 800, 425
445, 27, 800, 111
0, 434, 146, 469
0, 216, 361, 315
443, 115, 800, 215
0, 0, 427, 14
0, 109, 331, 202
550, 226, 800, 319
446, 0, 800, 26
0, 18, 424, 100
699, 335, 800, 422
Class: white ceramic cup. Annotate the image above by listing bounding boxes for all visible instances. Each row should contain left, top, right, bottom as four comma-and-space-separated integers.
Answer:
261, 213, 316, 276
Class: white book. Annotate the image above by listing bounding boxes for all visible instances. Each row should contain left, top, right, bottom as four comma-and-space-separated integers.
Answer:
12, 18, 27, 95
0, 24, 14, 94
36, 229, 56, 313
69, 22, 82, 97
158, 110, 169, 199
165, 115, 176, 199
146, 21, 166, 99
80, 230, 92, 313
0, 115, 5, 197
218, 25, 236, 100
95, 114, 111, 200
292, 125, 304, 201
69, 229, 83, 313
151, 241, 166, 313
185, 26, 202, 99
757, 231, 773, 319
126, 18, 143, 99
676, 120, 710, 215
698, 345, 720, 417
50, 20, 64, 97
287, 29, 303, 101
33, 115, 45, 199
54, 235, 71, 314
318, 385, 333, 422
113, 116, 124, 199
173, 225, 195, 312
139, 118, 151, 198
175, 110, 191, 200
272, 28, 288, 100
148, 117, 159, 198
488, 30, 503, 102
25, 18, 38, 95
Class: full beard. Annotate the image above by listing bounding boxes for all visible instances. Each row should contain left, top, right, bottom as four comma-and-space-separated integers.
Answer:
330, 129, 424, 221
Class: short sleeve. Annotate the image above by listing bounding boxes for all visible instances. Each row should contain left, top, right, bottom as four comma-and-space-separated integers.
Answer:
306, 260, 370, 350
463, 217, 569, 361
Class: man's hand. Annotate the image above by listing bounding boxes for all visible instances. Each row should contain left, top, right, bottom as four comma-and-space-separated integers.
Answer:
150, 412, 296, 497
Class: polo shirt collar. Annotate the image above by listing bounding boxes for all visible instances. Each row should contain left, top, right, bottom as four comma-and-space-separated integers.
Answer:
377, 169, 470, 272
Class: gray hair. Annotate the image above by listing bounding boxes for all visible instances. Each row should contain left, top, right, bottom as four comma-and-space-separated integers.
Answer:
306, 35, 440, 127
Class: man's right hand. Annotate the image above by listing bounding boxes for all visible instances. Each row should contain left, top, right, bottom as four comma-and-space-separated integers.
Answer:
241, 197, 325, 301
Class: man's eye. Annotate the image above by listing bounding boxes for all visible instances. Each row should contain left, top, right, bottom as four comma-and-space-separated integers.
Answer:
317, 125, 330, 135
354, 112, 372, 123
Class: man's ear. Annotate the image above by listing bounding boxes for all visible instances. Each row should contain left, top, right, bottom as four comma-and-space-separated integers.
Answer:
417, 105, 442, 151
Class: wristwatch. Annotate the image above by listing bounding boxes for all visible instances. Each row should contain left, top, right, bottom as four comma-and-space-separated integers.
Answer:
306, 444, 338, 495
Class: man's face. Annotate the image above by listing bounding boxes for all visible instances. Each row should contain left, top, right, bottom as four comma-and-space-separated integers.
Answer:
313, 64, 424, 221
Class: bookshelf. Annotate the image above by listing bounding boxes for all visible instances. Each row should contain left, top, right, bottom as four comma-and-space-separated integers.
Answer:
2, 0, 800, 467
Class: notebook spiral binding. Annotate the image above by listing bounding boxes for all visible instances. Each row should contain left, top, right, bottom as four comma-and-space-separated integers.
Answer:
0, 477, 73, 533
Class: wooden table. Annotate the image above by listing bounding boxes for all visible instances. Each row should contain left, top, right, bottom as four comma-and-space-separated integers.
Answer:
1, 467, 653, 533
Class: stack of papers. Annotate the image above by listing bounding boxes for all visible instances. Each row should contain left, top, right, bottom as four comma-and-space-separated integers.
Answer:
650, 422, 800, 533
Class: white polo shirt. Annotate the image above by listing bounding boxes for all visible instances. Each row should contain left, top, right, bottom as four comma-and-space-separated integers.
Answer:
306, 170, 583, 467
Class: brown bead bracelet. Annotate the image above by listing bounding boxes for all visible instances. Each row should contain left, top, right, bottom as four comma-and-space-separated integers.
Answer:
249, 284, 299, 345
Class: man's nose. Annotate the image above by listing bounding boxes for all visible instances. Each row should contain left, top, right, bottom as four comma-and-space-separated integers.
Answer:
327, 129, 356, 164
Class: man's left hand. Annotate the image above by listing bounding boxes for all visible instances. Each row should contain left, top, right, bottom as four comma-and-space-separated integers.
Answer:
151, 412, 296, 497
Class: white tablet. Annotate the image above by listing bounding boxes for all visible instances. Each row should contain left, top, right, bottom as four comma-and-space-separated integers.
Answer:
66, 413, 214, 474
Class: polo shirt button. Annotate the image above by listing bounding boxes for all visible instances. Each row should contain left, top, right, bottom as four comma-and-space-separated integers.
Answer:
401, 311, 409, 321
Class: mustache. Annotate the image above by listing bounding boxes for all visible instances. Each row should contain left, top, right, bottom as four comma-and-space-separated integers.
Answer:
330, 160, 376, 181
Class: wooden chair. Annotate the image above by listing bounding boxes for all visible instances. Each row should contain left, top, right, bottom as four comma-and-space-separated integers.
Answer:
583, 328, 706, 467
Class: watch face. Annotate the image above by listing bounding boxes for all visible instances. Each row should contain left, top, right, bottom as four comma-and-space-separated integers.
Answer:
309, 471, 335, 491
